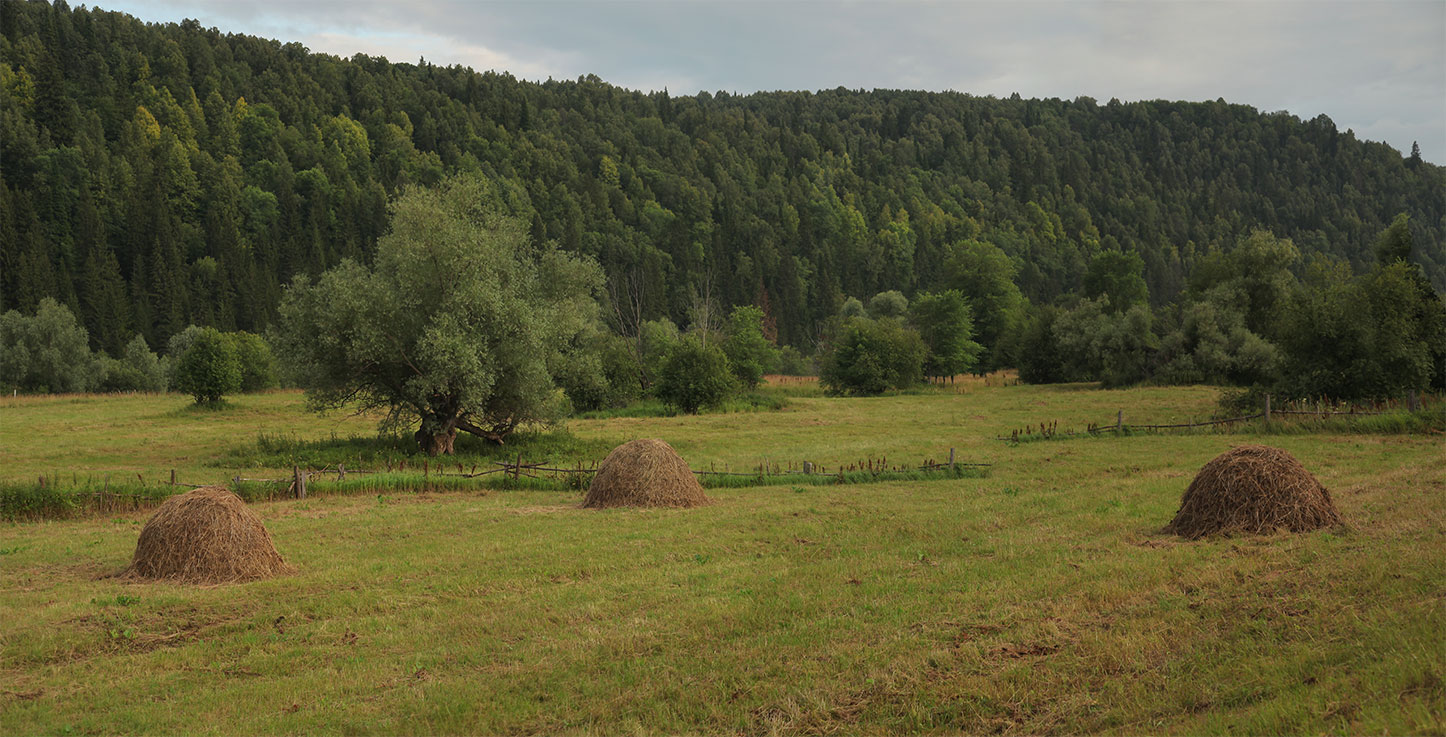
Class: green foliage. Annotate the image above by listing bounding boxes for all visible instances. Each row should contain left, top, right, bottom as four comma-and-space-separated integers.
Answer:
1054, 299, 1158, 388
775, 345, 814, 376
721, 305, 779, 389
1188, 230, 1300, 337
908, 290, 982, 379
173, 327, 241, 403
553, 330, 641, 413
1156, 288, 1279, 387
0, 298, 98, 393
227, 331, 278, 392
654, 337, 737, 414
866, 290, 909, 319
939, 240, 1026, 370
1014, 306, 1068, 384
819, 317, 927, 396
637, 318, 682, 389
96, 335, 168, 392
839, 297, 867, 319
1276, 260, 1441, 401
1374, 212, 1413, 265
1083, 249, 1149, 313
274, 174, 605, 452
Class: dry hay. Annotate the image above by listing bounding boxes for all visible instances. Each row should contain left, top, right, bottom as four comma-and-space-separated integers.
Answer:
126, 486, 293, 584
1166, 444, 1342, 539
583, 438, 710, 509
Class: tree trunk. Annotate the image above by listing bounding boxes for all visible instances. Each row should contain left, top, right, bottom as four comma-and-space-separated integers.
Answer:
415, 425, 457, 456
415, 411, 460, 456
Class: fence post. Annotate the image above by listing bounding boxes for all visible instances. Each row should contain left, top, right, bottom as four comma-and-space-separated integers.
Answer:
338, 463, 346, 481
1264, 394, 1271, 423
514, 453, 522, 481
1408, 389, 1419, 412
170, 469, 176, 486
803, 461, 814, 475
949, 447, 956, 469
1116, 410, 1123, 431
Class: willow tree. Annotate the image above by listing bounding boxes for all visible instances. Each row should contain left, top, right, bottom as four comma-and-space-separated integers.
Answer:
275, 175, 604, 454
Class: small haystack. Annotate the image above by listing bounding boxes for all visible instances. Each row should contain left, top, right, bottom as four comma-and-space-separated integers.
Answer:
583, 438, 710, 509
1166, 444, 1342, 539
126, 486, 292, 584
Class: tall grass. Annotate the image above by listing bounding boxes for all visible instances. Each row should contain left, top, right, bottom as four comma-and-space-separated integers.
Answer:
2, 463, 989, 522
574, 391, 789, 419
0, 477, 175, 522
1004, 406, 1446, 443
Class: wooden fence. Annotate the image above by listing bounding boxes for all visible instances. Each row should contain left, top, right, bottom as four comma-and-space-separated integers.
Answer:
232, 448, 993, 499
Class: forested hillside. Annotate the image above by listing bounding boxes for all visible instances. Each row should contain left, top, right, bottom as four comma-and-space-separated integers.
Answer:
2, 0, 1443, 355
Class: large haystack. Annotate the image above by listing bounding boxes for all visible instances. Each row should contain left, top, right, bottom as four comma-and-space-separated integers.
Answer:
583, 438, 710, 509
1166, 444, 1342, 539
126, 486, 292, 584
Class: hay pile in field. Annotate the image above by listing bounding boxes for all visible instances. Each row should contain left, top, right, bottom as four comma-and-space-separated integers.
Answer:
583, 438, 710, 509
126, 486, 292, 584
1166, 444, 1342, 539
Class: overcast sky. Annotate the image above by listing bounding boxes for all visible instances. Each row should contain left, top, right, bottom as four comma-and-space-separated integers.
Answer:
97, 0, 1446, 163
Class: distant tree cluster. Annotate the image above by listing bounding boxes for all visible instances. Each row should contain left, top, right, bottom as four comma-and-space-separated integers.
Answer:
818, 288, 980, 396
1015, 219, 1446, 401
0, 298, 275, 400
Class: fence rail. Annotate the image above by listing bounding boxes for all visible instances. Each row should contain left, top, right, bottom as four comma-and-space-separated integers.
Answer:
230, 448, 993, 495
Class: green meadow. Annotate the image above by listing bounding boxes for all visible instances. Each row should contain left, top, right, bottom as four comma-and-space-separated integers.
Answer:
1, 381, 1442, 735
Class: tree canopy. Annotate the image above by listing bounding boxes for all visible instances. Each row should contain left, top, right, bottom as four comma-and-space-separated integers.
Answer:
274, 174, 605, 454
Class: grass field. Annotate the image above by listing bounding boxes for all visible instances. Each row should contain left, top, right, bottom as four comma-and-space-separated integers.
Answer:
2, 380, 1443, 734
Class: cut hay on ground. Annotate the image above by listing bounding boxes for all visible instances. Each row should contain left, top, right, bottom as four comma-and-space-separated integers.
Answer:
126, 485, 292, 584
1166, 444, 1342, 539
583, 438, 710, 509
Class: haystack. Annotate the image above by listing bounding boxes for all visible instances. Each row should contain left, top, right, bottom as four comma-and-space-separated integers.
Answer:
126, 486, 292, 583
583, 438, 710, 509
1166, 444, 1342, 539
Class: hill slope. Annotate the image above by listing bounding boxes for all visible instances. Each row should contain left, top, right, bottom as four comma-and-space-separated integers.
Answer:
1, 0, 1442, 352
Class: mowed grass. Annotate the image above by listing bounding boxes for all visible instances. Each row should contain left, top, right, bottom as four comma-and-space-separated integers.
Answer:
1, 382, 1443, 735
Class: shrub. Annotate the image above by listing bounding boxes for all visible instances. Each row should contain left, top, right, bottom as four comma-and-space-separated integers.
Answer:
173, 327, 241, 403
721, 305, 779, 389
867, 290, 909, 319
555, 331, 641, 412
819, 317, 927, 396
96, 336, 167, 392
1015, 306, 1068, 384
227, 331, 278, 392
638, 318, 681, 388
655, 337, 736, 413
909, 290, 982, 380
0, 299, 98, 393
775, 345, 813, 376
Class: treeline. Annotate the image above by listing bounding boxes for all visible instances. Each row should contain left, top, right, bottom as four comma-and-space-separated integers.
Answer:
0, 297, 277, 397
3, 0, 1443, 368
1010, 217, 1446, 401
